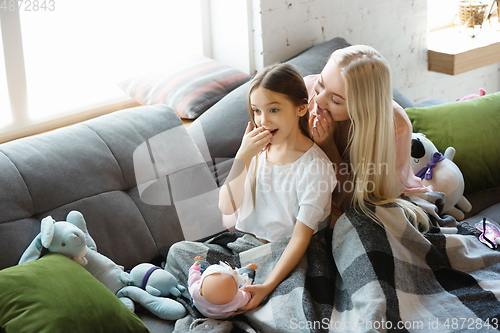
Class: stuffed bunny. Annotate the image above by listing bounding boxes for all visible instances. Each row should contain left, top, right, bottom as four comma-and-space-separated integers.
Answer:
19, 211, 187, 320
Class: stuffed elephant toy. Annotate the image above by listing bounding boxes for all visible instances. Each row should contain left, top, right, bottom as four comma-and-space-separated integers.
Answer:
19, 211, 186, 320
117, 263, 187, 320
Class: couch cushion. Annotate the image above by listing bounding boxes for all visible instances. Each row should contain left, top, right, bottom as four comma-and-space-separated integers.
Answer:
39, 191, 160, 269
0, 105, 188, 271
83, 106, 181, 189
0, 253, 149, 333
0, 152, 33, 223
405, 92, 500, 195
0, 218, 38, 270
0, 126, 124, 214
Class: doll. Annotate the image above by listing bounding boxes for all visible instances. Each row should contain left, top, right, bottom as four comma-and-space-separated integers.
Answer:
188, 256, 257, 319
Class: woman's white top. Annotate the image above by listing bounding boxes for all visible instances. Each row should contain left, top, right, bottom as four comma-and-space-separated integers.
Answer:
235, 143, 336, 242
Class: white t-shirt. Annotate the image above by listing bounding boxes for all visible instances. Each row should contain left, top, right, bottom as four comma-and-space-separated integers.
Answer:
235, 143, 336, 242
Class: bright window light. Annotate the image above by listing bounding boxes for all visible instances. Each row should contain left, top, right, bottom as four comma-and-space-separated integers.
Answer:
0, 25, 12, 127
428, 0, 458, 31
19, 0, 203, 120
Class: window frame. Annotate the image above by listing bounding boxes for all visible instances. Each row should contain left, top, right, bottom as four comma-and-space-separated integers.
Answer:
0, 1, 218, 143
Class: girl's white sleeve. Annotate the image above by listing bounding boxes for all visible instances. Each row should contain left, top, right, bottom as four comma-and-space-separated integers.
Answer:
296, 157, 336, 230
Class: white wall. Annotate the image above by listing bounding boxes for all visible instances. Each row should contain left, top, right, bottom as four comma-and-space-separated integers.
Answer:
251, 0, 500, 104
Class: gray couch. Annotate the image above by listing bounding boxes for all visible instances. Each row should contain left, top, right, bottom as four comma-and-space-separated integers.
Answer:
0, 37, 499, 332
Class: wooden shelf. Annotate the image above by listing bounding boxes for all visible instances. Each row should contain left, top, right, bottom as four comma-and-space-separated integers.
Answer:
428, 25, 500, 75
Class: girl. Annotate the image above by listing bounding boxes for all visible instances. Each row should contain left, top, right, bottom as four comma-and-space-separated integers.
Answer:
218, 63, 336, 310
305, 45, 430, 231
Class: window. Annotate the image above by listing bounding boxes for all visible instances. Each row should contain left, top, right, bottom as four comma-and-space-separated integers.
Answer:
427, 0, 458, 31
0, 0, 204, 141
0, 29, 11, 125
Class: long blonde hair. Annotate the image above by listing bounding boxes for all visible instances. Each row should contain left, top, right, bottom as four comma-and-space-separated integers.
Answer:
330, 45, 429, 232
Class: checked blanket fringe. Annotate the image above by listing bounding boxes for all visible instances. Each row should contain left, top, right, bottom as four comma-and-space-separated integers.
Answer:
166, 192, 500, 332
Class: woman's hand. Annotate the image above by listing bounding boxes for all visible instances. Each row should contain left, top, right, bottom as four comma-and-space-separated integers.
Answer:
235, 122, 272, 164
309, 109, 334, 147
238, 283, 274, 311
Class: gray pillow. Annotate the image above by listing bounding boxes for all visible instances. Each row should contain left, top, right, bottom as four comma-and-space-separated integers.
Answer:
393, 89, 414, 109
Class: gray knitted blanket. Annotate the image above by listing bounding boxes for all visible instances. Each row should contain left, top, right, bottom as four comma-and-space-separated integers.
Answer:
166, 192, 500, 332
166, 230, 335, 333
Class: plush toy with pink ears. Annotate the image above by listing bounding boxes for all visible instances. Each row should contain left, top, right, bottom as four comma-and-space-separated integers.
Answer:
456, 88, 486, 101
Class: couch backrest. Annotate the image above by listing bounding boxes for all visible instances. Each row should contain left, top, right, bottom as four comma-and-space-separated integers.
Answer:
0, 105, 187, 270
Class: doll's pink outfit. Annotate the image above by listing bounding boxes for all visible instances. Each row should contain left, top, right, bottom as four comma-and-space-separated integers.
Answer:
188, 263, 252, 319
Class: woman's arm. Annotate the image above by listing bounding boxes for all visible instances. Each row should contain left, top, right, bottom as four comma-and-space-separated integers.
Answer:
310, 113, 352, 225
239, 222, 314, 310
392, 101, 433, 193
218, 122, 271, 215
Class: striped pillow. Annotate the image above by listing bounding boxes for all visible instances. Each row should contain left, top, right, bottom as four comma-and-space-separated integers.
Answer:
118, 55, 250, 119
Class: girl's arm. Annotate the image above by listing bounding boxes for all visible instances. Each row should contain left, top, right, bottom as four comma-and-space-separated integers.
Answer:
239, 222, 314, 311
218, 122, 271, 215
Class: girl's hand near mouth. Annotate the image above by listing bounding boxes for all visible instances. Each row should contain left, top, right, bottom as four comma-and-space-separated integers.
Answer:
235, 122, 272, 164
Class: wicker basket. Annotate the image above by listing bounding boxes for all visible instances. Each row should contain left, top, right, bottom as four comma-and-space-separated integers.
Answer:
458, 1, 488, 27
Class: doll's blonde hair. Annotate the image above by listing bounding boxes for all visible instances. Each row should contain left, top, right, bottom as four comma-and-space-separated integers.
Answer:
329, 45, 429, 232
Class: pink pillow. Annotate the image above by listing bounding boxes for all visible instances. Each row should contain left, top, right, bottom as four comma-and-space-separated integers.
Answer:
118, 56, 250, 119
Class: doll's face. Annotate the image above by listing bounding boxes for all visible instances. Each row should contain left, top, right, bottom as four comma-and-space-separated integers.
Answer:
200, 273, 238, 305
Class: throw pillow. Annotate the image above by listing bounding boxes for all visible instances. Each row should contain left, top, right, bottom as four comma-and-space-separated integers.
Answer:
118, 55, 250, 120
405, 92, 500, 195
0, 253, 149, 333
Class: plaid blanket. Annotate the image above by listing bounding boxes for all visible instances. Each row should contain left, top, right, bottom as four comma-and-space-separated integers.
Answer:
165, 231, 336, 332
332, 193, 500, 333
166, 194, 500, 332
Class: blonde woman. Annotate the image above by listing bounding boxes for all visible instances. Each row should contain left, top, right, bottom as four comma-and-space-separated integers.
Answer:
305, 45, 431, 231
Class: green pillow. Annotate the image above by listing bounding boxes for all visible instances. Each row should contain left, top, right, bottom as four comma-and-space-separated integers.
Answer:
0, 253, 149, 333
405, 92, 500, 195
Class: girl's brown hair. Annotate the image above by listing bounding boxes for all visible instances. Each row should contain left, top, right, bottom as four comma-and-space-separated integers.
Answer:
246, 63, 310, 139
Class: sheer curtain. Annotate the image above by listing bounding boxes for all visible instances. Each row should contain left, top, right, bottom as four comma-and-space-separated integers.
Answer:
1, 0, 204, 139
